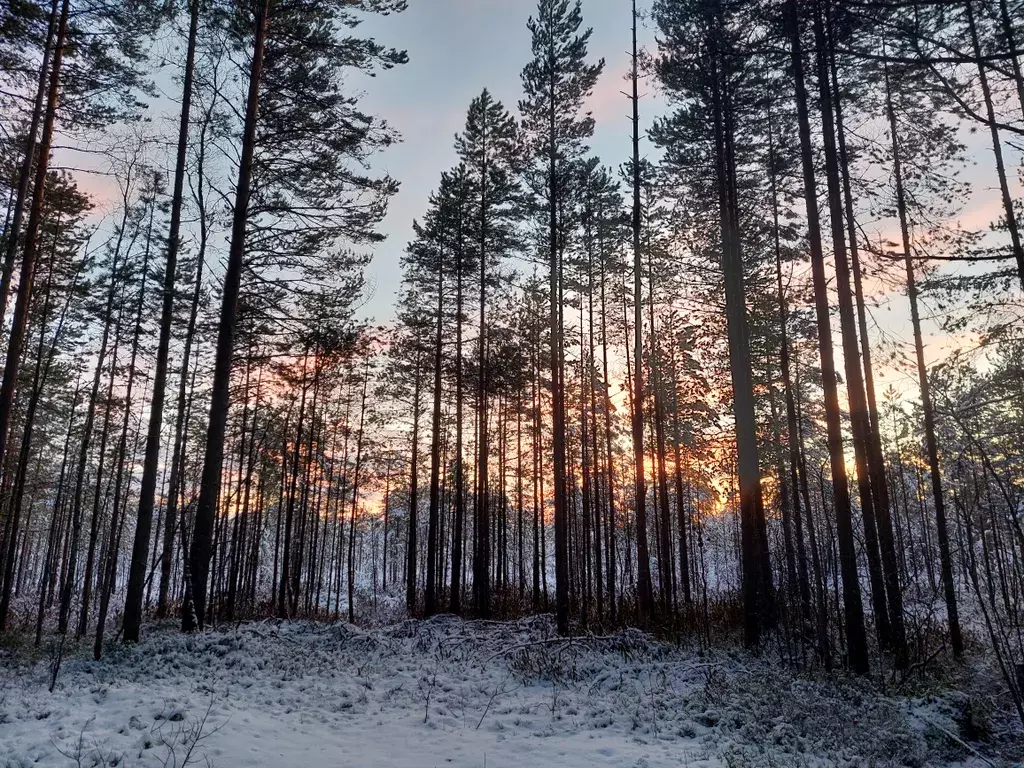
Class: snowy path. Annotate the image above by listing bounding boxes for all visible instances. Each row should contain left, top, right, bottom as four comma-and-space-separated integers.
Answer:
0, 617, 1000, 767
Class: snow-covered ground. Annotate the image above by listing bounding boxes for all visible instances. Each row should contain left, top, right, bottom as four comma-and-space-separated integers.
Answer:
0, 616, 1018, 767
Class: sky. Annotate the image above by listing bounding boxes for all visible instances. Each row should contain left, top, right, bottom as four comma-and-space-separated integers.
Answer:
348, 1, 1016, 382
59, 0, 1021, 401
351, 0, 661, 322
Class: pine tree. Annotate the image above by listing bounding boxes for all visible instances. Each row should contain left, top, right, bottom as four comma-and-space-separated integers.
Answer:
123, 0, 202, 645
455, 89, 519, 619
186, 0, 406, 630
519, 0, 603, 636
654, 0, 774, 647
785, 0, 869, 674
0, 170, 91, 631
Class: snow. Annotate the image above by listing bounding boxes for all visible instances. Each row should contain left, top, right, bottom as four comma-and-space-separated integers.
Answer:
0, 617, 1014, 767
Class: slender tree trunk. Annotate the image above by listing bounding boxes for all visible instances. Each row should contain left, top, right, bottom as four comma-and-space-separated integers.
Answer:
35, 366, 82, 643
884, 61, 964, 658
57, 226, 128, 639
830, 38, 908, 666
158, 96, 214, 619
787, 0, 868, 674
965, 0, 1024, 289
124, 0, 201, 644
764, 99, 800, 616
546, 26, 570, 636
0, 0, 60, 338
517, 403, 526, 602
646, 238, 673, 615
450, 229, 465, 613
0, 0, 70, 514
667, 339, 690, 608
835, 62, 907, 667
186, 0, 271, 631
348, 363, 369, 624
0, 203, 73, 629
599, 238, 617, 622
79, 287, 129, 638
773, 219, 813, 635
816, 3, 892, 653
708, 2, 772, 647
425, 251, 444, 616
381, 459, 392, 593
0, 246, 65, 629
586, 219, 603, 621
629, 0, 654, 627
406, 356, 423, 613
278, 353, 309, 618
475, 126, 492, 621
226, 350, 254, 620
531, 321, 542, 611
94, 204, 153, 657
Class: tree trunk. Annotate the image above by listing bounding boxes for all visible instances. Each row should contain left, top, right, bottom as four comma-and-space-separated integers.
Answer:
186, 0, 270, 631
629, 0, 654, 627
406, 355, 422, 613
787, 0, 868, 674
765, 97, 801, 619
815, 2, 892, 653
124, 0, 201, 644
449, 218, 466, 613
586, 217, 604, 621
599, 231, 617, 622
94, 200, 153, 657
279, 353, 309, 619
0, 232, 68, 630
0, 0, 70, 524
425, 247, 444, 616
0, 0, 59, 336
884, 61, 964, 658
965, 0, 1024, 289
347, 363, 369, 624
708, 3, 772, 647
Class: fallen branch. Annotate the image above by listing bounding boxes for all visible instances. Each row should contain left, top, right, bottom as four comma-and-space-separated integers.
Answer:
895, 643, 946, 693
915, 713, 997, 768
481, 633, 625, 666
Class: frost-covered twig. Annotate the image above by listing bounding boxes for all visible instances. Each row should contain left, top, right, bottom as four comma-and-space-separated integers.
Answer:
47, 634, 65, 693
177, 697, 225, 768
421, 661, 439, 723
476, 670, 518, 730
51, 715, 94, 768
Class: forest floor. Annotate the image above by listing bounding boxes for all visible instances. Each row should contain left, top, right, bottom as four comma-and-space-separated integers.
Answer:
0, 612, 1020, 768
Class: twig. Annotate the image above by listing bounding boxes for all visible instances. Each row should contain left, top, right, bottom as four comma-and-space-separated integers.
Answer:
476, 671, 518, 730
48, 634, 66, 693
895, 643, 945, 693
422, 662, 439, 724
